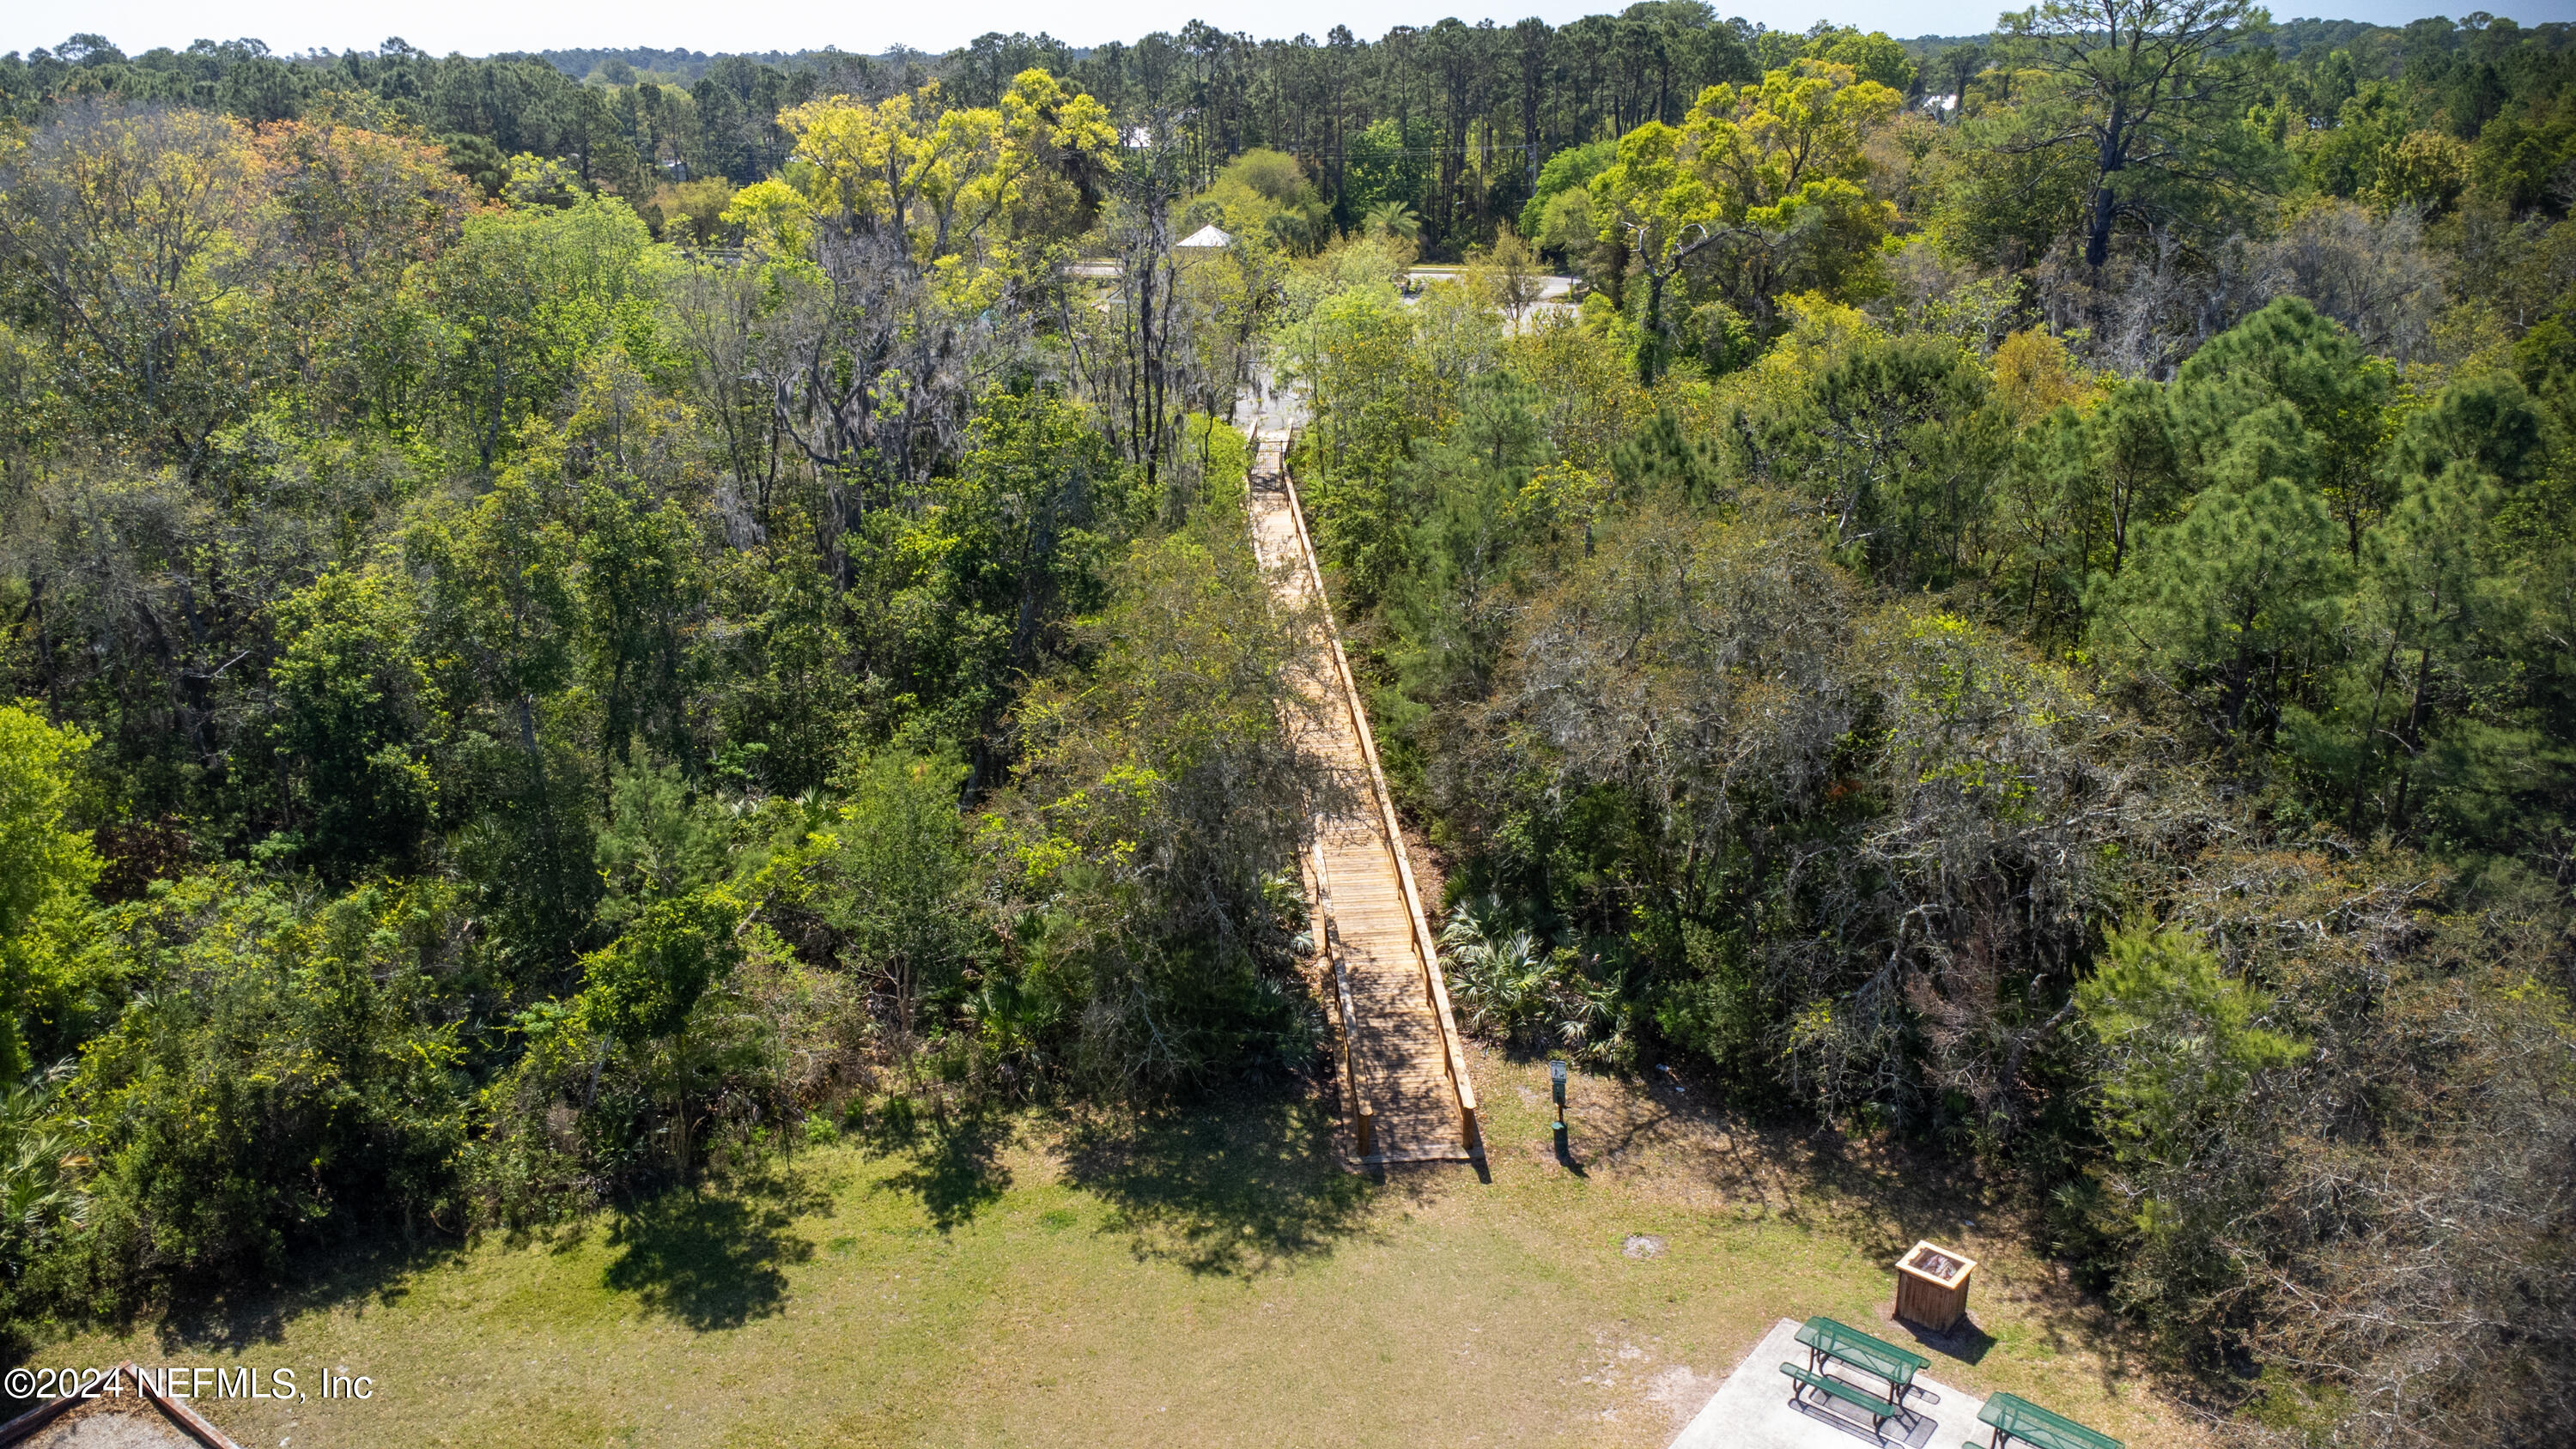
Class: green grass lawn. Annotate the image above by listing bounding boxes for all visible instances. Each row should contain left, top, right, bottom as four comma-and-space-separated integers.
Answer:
28, 1048, 2207, 1449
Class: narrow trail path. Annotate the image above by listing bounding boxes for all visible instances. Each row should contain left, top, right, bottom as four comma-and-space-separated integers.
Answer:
1247, 426, 1482, 1167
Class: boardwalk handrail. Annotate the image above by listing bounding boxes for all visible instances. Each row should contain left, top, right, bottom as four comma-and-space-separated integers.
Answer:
1267, 434, 1482, 1160
1309, 822, 1374, 1160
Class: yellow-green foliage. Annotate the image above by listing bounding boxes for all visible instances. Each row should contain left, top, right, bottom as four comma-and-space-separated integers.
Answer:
771, 70, 1115, 307
0, 705, 100, 1077
1185, 148, 1332, 254
2078, 923, 2310, 1213
1587, 58, 1901, 361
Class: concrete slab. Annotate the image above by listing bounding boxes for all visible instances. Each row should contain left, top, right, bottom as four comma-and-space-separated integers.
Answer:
1668, 1319, 1992, 1449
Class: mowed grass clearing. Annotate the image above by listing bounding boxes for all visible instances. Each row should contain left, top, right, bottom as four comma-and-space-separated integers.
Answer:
29, 1048, 2208, 1449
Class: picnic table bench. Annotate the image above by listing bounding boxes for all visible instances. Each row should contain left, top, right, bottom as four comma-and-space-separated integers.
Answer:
1795, 1316, 1932, 1404
1778, 1361, 1905, 1438
1978, 1391, 2123, 1449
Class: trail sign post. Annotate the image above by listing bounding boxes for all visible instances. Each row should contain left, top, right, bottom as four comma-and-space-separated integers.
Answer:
1551, 1059, 1568, 1139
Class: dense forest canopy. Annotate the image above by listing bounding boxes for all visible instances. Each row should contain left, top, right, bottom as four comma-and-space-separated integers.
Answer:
1, 6, 2573, 1448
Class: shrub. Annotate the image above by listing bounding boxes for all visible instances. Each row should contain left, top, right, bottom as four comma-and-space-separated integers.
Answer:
51, 874, 471, 1307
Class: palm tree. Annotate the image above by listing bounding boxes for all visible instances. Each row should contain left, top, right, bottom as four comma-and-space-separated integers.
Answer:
1437, 896, 1543, 1037
1361, 200, 1421, 242
0, 1081, 82, 1286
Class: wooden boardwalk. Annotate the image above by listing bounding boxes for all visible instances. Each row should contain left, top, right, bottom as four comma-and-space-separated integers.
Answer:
1248, 428, 1483, 1167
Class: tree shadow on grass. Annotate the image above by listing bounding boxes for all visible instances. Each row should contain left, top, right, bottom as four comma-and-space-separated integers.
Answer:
1060, 1083, 1381, 1276
123, 1232, 459, 1362
871, 1101, 1014, 1232
1488, 1046, 2155, 1388
601, 1176, 817, 1330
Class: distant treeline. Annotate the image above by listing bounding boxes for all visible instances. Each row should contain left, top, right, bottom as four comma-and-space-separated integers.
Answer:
9, 11, 2565, 256
532, 46, 915, 84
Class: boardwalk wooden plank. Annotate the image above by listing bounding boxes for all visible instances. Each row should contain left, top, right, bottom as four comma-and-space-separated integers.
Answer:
1247, 427, 1481, 1167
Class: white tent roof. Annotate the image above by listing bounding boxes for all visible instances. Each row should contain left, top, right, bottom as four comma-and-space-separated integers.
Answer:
1176, 224, 1233, 248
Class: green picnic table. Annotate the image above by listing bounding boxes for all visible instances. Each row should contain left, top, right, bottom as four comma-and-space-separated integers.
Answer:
1778, 1361, 1904, 1438
1794, 1316, 1932, 1405
1978, 1391, 2123, 1449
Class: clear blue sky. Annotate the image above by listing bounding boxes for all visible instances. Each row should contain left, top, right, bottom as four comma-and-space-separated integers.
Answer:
6, 0, 2567, 62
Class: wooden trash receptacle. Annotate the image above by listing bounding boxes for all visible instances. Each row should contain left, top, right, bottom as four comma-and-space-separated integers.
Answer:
1894, 1240, 1977, 1332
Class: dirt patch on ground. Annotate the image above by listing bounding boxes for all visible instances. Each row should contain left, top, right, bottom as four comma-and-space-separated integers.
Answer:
1643, 1361, 1728, 1430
